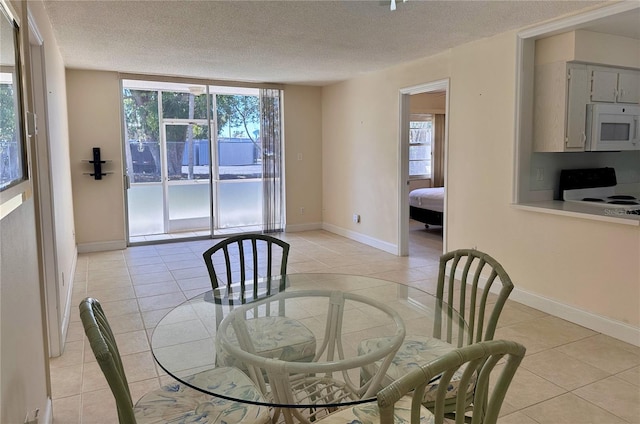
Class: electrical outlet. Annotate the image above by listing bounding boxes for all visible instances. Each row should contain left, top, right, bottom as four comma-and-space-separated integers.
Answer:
535, 168, 544, 181
352, 214, 360, 223
299, 207, 304, 215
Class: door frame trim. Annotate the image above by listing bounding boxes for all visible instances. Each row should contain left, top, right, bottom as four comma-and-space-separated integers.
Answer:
398, 79, 450, 256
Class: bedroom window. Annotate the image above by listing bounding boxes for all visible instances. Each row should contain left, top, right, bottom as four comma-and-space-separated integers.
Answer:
409, 114, 432, 178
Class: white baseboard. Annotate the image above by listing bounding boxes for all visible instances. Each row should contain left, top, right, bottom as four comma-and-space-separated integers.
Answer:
322, 223, 398, 255
450, 266, 640, 347
77, 240, 126, 253
510, 287, 640, 347
286, 222, 323, 232
40, 397, 53, 424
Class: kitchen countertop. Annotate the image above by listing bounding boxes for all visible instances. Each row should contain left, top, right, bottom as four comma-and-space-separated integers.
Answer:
514, 200, 640, 226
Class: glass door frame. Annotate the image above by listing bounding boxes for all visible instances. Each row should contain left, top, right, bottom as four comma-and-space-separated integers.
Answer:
208, 86, 265, 234
209, 91, 219, 235
161, 118, 212, 234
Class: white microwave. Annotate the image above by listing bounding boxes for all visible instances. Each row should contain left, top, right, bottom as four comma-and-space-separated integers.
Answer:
585, 103, 640, 151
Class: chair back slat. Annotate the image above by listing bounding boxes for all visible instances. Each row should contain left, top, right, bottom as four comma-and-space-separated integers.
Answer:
250, 238, 258, 290
433, 368, 457, 424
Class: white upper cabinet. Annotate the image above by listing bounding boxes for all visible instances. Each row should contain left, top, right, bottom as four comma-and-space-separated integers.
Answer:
566, 66, 590, 150
534, 63, 640, 152
590, 69, 618, 102
533, 62, 589, 152
617, 71, 640, 104
590, 66, 640, 104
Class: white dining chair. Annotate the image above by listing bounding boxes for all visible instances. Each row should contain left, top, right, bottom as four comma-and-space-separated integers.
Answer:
319, 339, 526, 424
359, 249, 515, 418
203, 234, 317, 368
80, 297, 271, 424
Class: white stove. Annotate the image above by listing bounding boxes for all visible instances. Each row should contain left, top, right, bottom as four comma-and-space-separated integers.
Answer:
560, 168, 640, 217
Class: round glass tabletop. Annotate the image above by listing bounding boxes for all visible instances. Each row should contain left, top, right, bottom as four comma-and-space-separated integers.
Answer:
150, 273, 468, 417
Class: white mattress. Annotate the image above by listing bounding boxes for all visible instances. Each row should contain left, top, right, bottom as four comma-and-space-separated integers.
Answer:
409, 187, 444, 213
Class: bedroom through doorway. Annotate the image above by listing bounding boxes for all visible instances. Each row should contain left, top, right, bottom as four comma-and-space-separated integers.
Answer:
399, 80, 449, 257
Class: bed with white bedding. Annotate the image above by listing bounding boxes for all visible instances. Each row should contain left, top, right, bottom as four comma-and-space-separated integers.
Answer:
409, 187, 444, 227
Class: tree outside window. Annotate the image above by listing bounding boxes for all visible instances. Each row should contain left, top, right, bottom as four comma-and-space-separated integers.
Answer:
122, 86, 261, 183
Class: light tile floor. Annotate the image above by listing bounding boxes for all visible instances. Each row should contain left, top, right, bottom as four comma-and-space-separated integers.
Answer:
51, 223, 640, 423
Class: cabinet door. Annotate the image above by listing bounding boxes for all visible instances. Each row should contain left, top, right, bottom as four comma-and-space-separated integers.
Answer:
566, 66, 589, 149
590, 69, 618, 102
617, 71, 640, 104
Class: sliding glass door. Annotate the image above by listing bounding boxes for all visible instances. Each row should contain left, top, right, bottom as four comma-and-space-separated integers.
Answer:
213, 90, 263, 230
122, 80, 280, 242
164, 122, 211, 232
123, 86, 163, 236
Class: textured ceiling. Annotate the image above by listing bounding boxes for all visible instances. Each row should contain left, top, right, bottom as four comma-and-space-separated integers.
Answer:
41, 0, 632, 86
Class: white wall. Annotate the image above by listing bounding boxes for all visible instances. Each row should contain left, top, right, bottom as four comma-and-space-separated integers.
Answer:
283, 84, 323, 231
322, 51, 451, 247
66, 70, 126, 251
30, 0, 77, 357
449, 32, 639, 333
575, 30, 640, 68
0, 0, 65, 422
321, 30, 640, 339
535, 30, 640, 68
0, 199, 49, 424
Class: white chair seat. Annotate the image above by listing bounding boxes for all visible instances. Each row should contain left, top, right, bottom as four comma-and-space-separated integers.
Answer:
359, 336, 476, 403
134, 367, 271, 424
216, 315, 316, 367
318, 395, 434, 424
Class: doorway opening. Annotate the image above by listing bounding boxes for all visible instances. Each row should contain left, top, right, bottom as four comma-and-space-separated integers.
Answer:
122, 80, 283, 244
398, 80, 449, 257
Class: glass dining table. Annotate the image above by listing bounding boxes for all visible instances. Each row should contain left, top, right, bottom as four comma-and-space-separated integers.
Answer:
150, 273, 468, 424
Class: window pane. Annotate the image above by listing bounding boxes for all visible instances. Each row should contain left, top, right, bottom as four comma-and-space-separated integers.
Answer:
409, 145, 429, 160
123, 89, 161, 183
0, 8, 27, 191
410, 128, 429, 144
166, 124, 210, 181
218, 140, 261, 180
216, 94, 260, 140
409, 160, 430, 176
127, 184, 164, 236
409, 120, 432, 145
216, 94, 262, 181
168, 184, 209, 220
162, 91, 208, 120
217, 180, 262, 228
